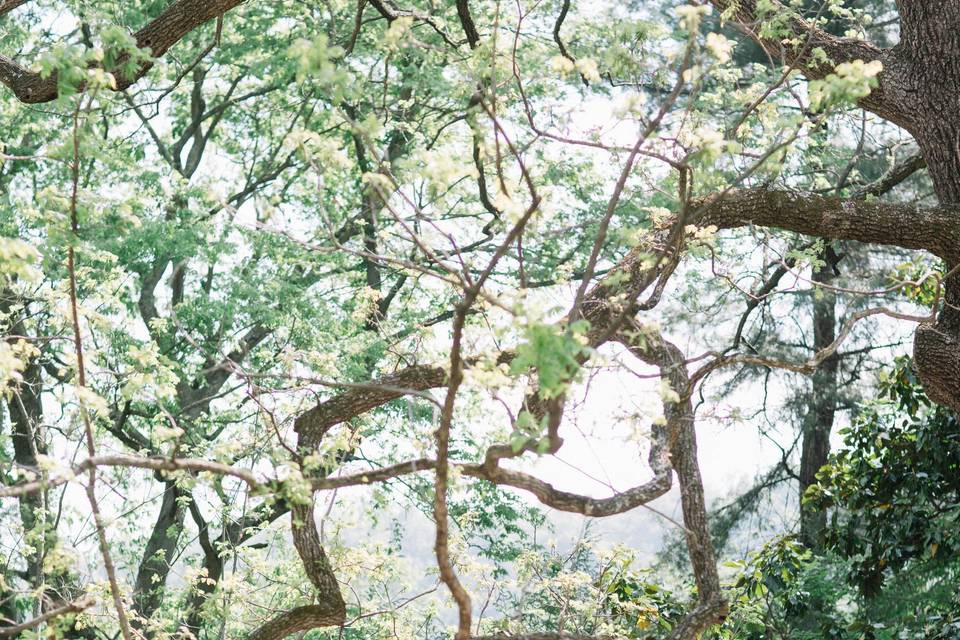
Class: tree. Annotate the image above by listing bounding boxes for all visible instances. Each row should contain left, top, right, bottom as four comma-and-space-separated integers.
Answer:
810, 356, 960, 600
0, 1, 957, 639
708, 358, 960, 639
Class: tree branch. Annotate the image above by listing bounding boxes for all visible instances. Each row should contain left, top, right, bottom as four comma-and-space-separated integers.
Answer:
293, 364, 449, 445
695, 188, 960, 262
0, 0, 29, 17
455, 0, 480, 48
709, 0, 908, 128
246, 604, 344, 640
618, 323, 727, 638
851, 152, 926, 199
0, 0, 245, 103
0, 596, 94, 636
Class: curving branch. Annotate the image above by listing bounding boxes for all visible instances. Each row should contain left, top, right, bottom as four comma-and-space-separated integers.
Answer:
707, 0, 909, 127
709, 0, 882, 74
0, 0, 245, 103
250, 181, 959, 640
289, 498, 346, 621
246, 604, 344, 640
617, 323, 728, 638
0, 0, 28, 17
245, 419, 350, 640
463, 407, 672, 517
551, 0, 589, 86
851, 152, 926, 199
294, 364, 448, 445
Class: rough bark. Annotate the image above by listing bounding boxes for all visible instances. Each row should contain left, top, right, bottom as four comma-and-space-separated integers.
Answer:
290, 499, 345, 621
695, 189, 960, 263
894, 2, 960, 204
293, 364, 448, 446
903, 0, 960, 411
4, 5, 960, 640
246, 604, 344, 640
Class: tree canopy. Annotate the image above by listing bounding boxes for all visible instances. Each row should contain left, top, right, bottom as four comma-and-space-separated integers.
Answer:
1, 1, 958, 639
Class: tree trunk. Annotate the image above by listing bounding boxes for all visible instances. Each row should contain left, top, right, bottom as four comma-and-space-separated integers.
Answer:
799, 262, 839, 547
3, 294, 97, 638
900, 6, 960, 411
132, 481, 186, 635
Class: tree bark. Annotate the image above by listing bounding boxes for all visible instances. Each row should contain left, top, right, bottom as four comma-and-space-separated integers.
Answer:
891, 2, 960, 414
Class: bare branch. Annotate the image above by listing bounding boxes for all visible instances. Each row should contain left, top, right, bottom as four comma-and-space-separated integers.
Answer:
0, 453, 263, 498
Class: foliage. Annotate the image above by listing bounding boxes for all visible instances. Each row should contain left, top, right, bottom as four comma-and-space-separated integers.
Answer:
809, 356, 960, 597
0, 0, 955, 639
710, 358, 960, 639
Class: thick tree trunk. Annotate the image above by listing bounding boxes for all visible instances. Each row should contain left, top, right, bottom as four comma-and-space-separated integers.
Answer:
898, 2, 960, 413
839, 3, 960, 414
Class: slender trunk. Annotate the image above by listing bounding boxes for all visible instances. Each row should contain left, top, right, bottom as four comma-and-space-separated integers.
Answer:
132, 481, 185, 635
8, 358, 49, 588
3, 294, 96, 638
799, 262, 838, 547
